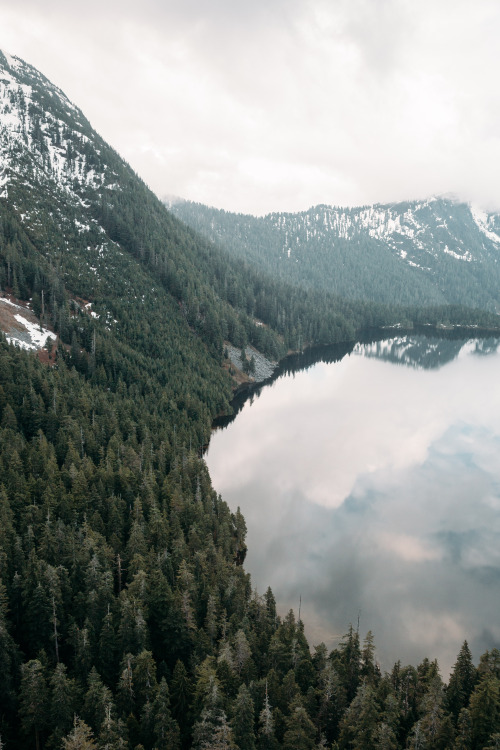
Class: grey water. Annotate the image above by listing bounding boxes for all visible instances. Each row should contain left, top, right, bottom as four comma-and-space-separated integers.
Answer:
205, 335, 500, 676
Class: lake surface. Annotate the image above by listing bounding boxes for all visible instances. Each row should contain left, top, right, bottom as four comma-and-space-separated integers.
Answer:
206, 335, 500, 676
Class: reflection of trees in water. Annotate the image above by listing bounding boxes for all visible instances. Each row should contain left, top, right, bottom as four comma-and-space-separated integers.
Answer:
473, 338, 500, 356
212, 331, 500, 433
359, 335, 500, 370
359, 336, 464, 370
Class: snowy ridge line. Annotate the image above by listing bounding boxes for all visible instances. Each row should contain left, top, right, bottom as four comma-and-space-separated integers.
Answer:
266, 197, 500, 268
0, 49, 80, 114
469, 205, 500, 245
0, 50, 18, 71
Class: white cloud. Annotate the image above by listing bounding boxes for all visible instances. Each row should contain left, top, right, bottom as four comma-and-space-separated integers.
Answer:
1, 0, 500, 213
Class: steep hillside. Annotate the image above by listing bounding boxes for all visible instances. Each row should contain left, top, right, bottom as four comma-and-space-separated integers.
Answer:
0, 50, 293, 367
170, 197, 500, 311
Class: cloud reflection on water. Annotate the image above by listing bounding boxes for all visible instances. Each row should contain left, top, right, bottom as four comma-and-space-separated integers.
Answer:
206, 338, 500, 675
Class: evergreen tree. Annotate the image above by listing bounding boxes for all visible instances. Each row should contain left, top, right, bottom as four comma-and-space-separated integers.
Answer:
257, 682, 279, 750
360, 630, 378, 685
282, 698, 316, 750
411, 674, 454, 749
338, 680, 378, 750
446, 641, 477, 721
469, 673, 500, 749
132, 649, 158, 714
372, 722, 398, 750
97, 705, 128, 750
169, 659, 193, 745
0, 581, 18, 722
62, 718, 97, 750
332, 624, 361, 703
232, 684, 256, 750
48, 662, 79, 748
152, 678, 181, 750
98, 606, 118, 687
19, 659, 49, 750
83, 667, 114, 734
454, 708, 473, 750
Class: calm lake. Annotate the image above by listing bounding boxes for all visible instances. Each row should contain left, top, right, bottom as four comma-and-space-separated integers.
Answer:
205, 334, 500, 676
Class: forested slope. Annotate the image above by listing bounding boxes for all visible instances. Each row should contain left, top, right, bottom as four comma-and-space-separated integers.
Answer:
170, 199, 500, 313
1, 330, 500, 749
0, 51, 499, 749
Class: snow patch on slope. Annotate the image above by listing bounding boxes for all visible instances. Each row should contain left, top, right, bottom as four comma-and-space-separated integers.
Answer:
443, 245, 472, 262
0, 297, 53, 350
469, 205, 500, 244
11, 313, 53, 350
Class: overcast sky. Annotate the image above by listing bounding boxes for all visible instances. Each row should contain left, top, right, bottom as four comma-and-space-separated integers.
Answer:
0, 0, 499, 215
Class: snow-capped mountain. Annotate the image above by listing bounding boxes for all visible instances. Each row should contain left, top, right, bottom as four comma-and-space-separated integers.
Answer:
267, 198, 500, 269
0, 50, 133, 303
270, 199, 500, 263
0, 50, 116, 200
170, 196, 500, 312
0, 50, 220, 346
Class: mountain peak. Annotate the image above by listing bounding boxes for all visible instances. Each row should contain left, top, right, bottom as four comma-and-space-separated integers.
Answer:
0, 51, 114, 209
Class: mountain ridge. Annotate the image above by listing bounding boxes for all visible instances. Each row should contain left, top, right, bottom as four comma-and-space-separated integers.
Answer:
170, 195, 500, 312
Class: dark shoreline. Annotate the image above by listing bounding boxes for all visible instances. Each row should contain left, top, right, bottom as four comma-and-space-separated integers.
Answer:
211, 323, 500, 433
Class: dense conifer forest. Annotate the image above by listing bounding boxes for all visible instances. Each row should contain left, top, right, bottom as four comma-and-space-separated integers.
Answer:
1, 325, 499, 749
0, 52, 499, 749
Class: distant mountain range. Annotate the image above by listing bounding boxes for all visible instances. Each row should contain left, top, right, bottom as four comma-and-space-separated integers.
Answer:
169, 197, 500, 312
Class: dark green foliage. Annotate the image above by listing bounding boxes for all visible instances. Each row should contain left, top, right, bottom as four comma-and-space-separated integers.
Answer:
47, 663, 79, 748
232, 684, 256, 750
152, 678, 181, 750
469, 669, 500, 749
446, 641, 477, 721
18, 659, 49, 750
282, 698, 316, 750
331, 623, 361, 703
338, 681, 379, 750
